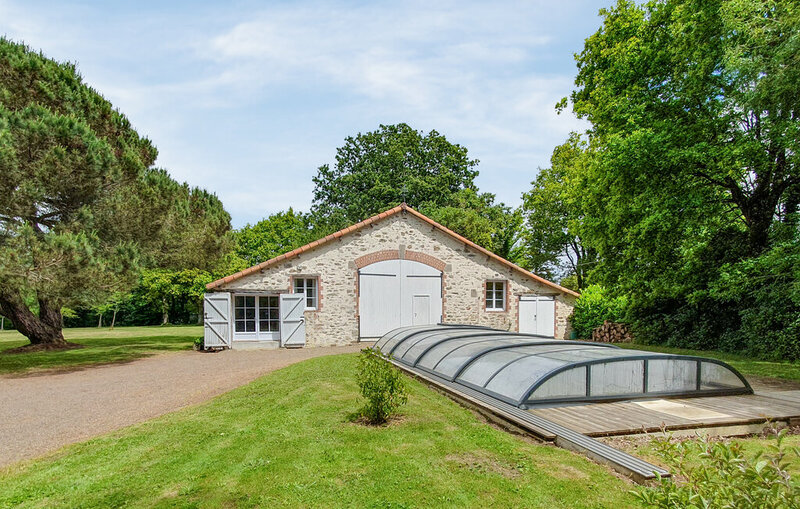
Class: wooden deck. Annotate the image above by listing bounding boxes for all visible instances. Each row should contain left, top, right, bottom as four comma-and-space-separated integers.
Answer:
528, 390, 800, 437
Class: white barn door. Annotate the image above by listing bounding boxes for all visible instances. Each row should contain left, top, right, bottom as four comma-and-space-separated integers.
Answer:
518, 295, 556, 337
280, 293, 306, 347
203, 293, 231, 348
359, 259, 442, 338
358, 260, 402, 338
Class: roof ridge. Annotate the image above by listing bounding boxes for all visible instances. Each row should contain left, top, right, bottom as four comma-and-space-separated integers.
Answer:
206, 204, 578, 297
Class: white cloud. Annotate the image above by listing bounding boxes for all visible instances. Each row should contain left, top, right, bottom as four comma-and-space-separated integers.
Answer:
1, 0, 597, 226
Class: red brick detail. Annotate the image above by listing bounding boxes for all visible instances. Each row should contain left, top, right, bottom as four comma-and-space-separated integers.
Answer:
482, 280, 486, 312
404, 250, 446, 272
354, 250, 400, 269
441, 272, 447, 323
353, 249, 446, 273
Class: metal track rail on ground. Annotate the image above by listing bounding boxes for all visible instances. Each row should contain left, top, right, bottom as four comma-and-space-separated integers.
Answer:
392, 360, 670, 483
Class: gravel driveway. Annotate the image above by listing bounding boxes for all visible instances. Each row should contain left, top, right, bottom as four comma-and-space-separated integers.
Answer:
0, 344, 368, 468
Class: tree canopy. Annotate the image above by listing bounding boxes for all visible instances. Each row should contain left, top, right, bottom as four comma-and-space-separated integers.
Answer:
421, 189, 523, 264
557, 0, 800, 358
520, 133, 596, 289
311, 123, 479, 231
0, 38, 231, 346
233, 208, 314, 266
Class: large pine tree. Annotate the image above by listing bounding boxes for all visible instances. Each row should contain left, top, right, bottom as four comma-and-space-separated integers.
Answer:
0, 39, 231, 347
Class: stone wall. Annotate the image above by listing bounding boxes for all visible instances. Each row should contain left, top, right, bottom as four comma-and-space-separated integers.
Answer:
218, 211, 575, 346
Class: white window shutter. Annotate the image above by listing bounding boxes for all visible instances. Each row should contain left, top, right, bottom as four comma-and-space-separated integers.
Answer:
203, 293, 231, 348
280, 293, 306, 347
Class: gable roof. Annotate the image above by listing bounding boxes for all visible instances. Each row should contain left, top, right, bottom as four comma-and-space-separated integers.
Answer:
207, 203, 579, 297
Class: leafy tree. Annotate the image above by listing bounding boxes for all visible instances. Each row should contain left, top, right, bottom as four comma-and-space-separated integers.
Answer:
521, 134, 596, 288
234, 208, 314, 266
560, 0, 800, 357
421, 189, 524, 263
0, 39, 231, 347
570, 0, 799, 278
311, 123, 479, 231
139, 269, 216, 325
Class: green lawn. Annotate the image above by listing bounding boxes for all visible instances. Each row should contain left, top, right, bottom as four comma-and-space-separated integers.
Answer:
0, 354, 641, 508
0, 326, 201, 375
620, 343, 800, 383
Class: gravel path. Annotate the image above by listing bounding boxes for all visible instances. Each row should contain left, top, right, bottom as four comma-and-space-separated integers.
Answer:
0, 344, 368, 468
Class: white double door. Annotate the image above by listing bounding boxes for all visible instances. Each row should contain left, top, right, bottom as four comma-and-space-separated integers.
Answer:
359, 259, 442, 338
518, 295, 556, 337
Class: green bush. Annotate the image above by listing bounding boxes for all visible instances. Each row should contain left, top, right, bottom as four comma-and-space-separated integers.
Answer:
636, 430, 800, 508
569, 285, 627, 339
630, 239, 800, 361
193, 337, 204, 350
355, 348, 408, 425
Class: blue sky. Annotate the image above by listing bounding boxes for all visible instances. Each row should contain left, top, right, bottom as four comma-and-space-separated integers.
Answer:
1, 0, 603, 227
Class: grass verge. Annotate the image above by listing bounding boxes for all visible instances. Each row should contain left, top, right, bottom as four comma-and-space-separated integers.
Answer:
0, 326, 201, 375
620, 343, 800, 383
0, 354, 641, 508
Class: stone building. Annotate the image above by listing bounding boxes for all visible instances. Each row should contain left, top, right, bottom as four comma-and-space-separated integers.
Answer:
203, 204, 578, 349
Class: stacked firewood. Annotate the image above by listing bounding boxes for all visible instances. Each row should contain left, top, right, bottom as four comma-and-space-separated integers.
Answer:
591, 321, 633, 343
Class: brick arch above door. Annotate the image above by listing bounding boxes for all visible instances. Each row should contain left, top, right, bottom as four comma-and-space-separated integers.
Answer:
354, 249, 446, 272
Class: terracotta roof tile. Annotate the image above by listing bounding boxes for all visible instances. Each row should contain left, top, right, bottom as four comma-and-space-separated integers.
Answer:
206, 203, 578, 297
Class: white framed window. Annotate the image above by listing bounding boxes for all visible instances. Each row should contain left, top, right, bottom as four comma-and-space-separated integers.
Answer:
485, 281, 506, 311
234, 295, 256, 332
293, 277, 318, 310
234, 295, 280, 335
258, 296, 280, 332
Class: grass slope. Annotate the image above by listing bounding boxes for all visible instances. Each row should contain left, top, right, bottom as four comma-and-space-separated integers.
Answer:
0, 326, 201, 375
0, 354, 641, 508
621, 343, 800, 383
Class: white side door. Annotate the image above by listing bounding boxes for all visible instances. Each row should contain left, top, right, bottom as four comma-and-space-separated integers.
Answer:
280, 293, 306, 347
519, 295, 556, 337
412, 295, 431, 325
203, 293, 231, 348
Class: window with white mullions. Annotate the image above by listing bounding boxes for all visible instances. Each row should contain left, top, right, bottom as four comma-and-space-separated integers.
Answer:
258, 296, 280, 332
293, 277, 318, 309
234, 295, 280, 336
485, 281, 506, 311
234, 295, 256, 332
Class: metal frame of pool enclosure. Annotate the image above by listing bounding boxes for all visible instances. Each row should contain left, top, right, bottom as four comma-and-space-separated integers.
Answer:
375, 325, 752, 409
374, 324, 758, 482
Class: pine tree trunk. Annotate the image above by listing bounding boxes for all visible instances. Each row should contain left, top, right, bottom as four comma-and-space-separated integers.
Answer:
0, 295, 67, 347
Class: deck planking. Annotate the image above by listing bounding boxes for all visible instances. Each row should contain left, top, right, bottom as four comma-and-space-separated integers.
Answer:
528, 390, 800, 436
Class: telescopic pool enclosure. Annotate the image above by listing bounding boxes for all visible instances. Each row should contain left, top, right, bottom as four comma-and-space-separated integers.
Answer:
374, 324, 752, 409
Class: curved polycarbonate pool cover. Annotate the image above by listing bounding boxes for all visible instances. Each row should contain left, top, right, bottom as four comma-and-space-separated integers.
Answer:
374, 325, 752, 408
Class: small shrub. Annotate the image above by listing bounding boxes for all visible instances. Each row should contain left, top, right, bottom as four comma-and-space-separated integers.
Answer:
193, 337, 204, 351
570, 285, 627, 339
635, 429, 800, 508
355, 348, 408, 425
